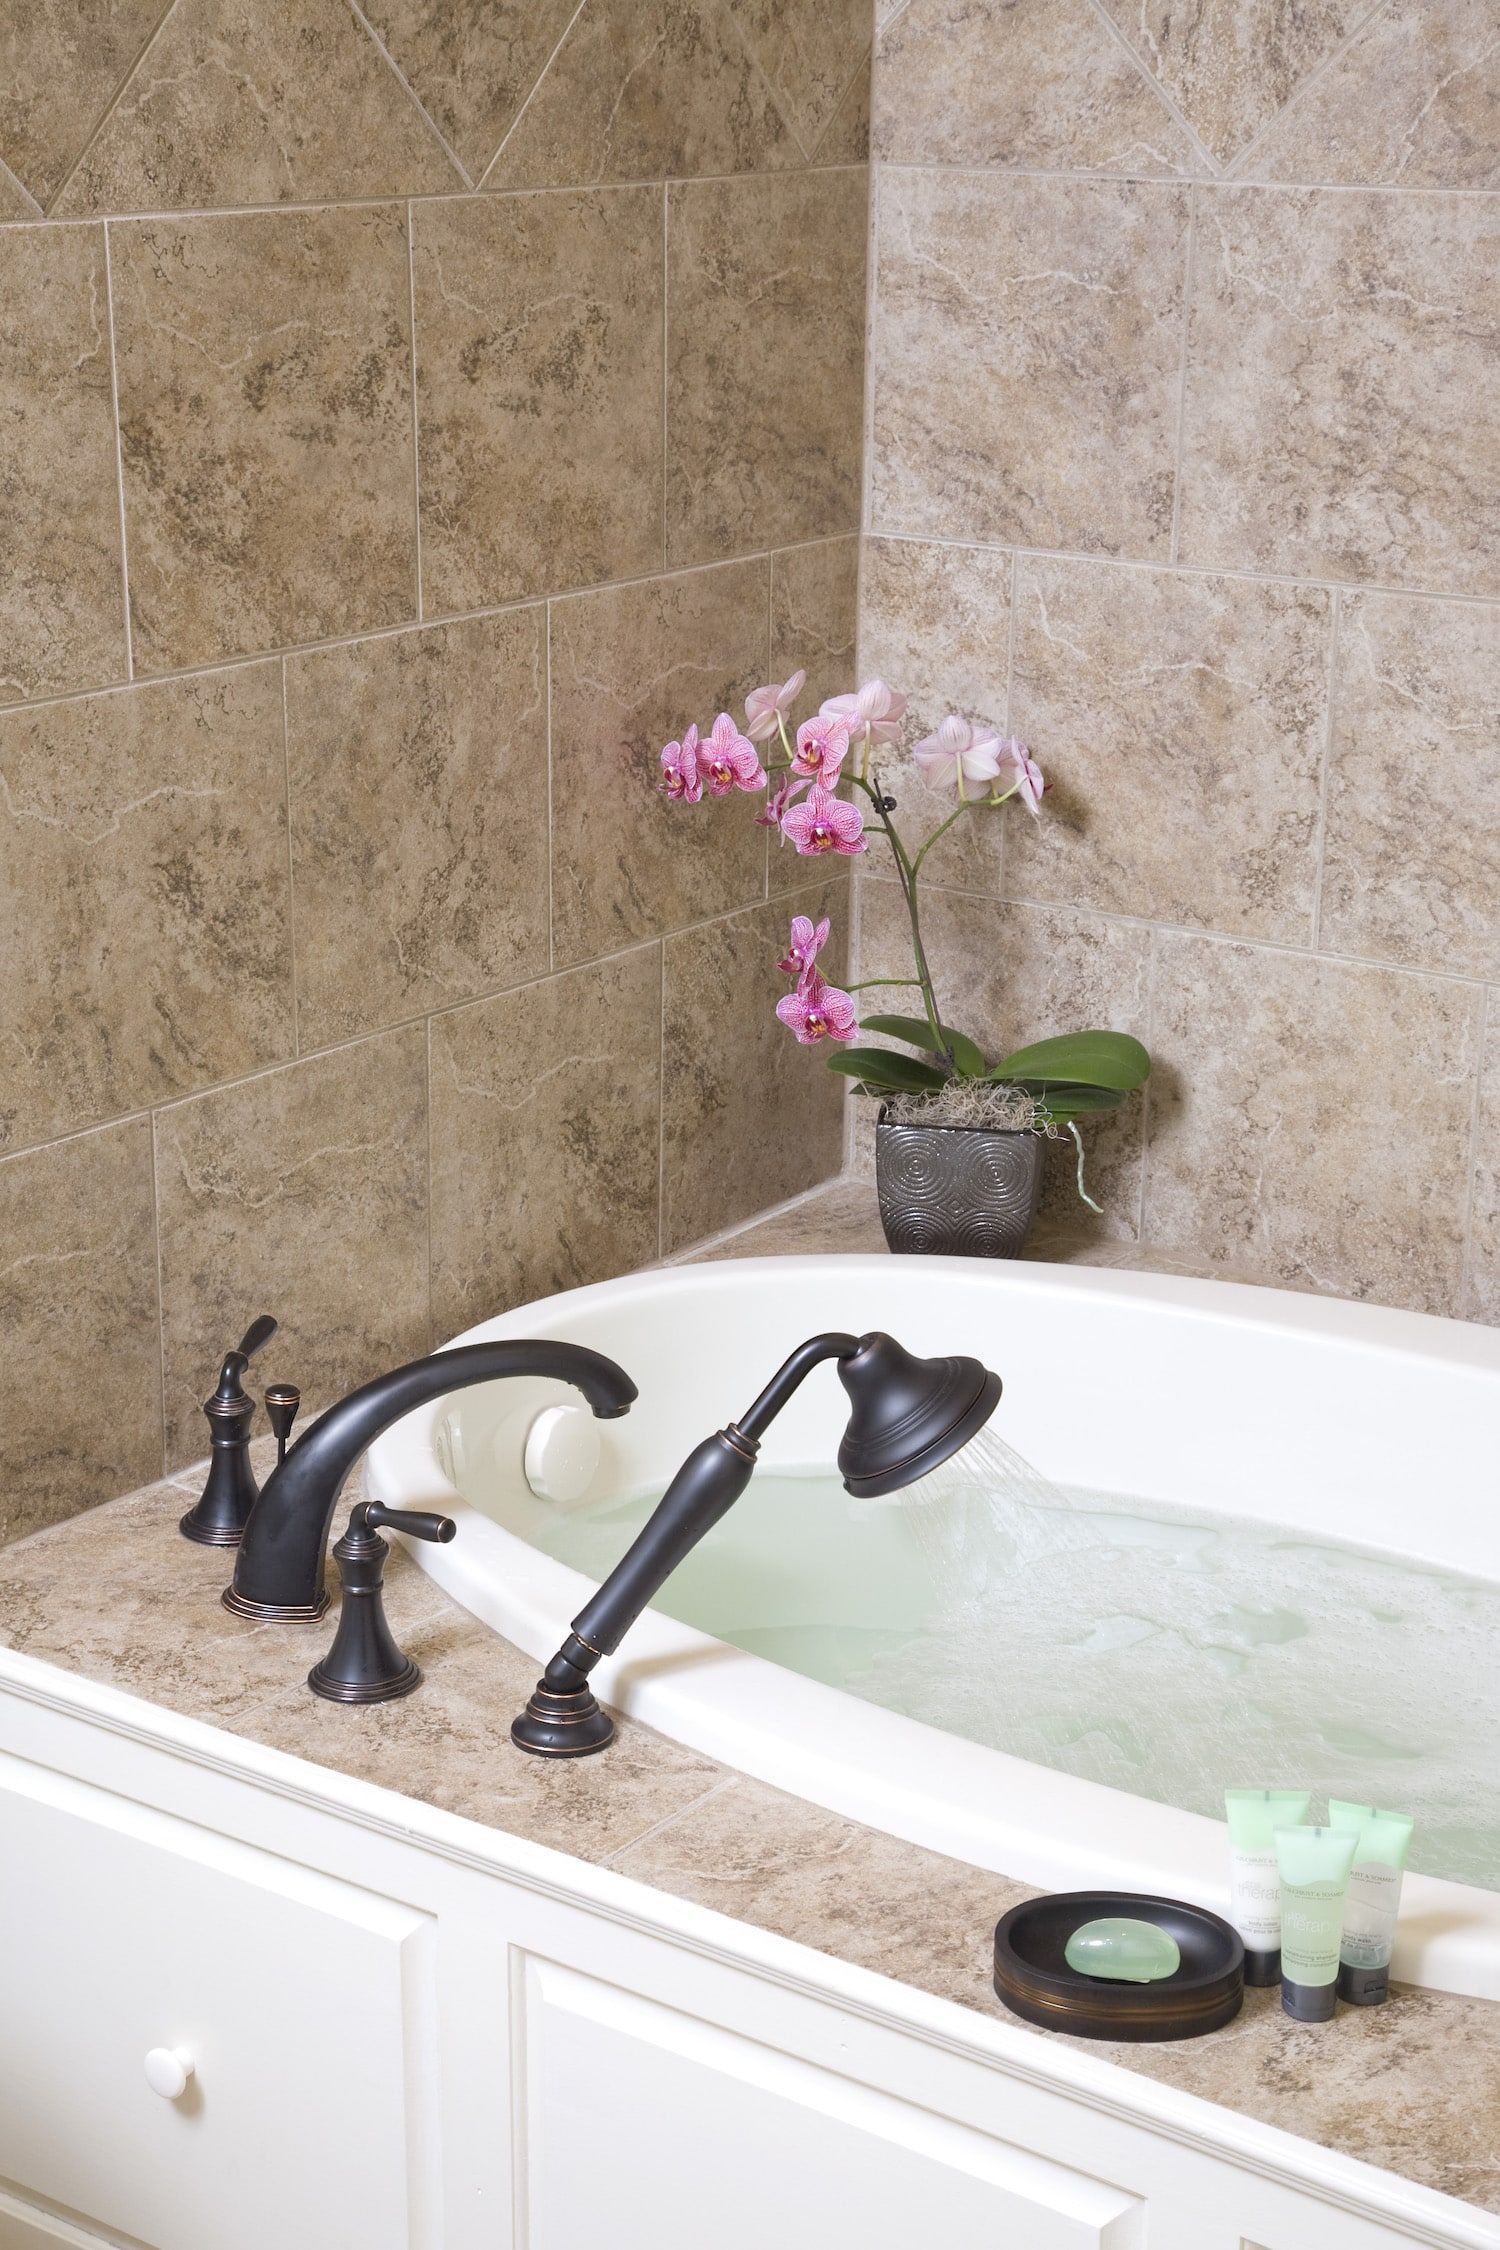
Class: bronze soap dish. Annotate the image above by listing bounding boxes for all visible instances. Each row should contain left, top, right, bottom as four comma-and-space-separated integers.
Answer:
994, 1890, 1244, 2043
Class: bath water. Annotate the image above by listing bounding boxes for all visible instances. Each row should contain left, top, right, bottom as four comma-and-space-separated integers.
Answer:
526, 1425, 1500, 1892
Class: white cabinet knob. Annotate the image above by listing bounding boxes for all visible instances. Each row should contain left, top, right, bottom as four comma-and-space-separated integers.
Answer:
143, 2047, 195, 2100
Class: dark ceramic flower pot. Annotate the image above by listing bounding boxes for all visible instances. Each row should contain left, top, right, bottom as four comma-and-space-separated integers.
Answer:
875, 1114, 1044, 1259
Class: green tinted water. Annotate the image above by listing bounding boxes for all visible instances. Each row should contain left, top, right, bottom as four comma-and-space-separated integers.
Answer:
525, 1429, 1500, 1892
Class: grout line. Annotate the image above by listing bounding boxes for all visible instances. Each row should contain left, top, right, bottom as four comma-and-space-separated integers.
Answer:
1309, 587, 1343, 952
1167, 185, 1197, 567
601, 1774, 741, 1864
100, 221, 135, 681
1136, 926, 1158, 1241
870, 160, 1500, 198
1458, 985, 1491, 1315
147, 1109, 170, 1481
544, 603, 556, 973
346, 0, 474, 190
656, 940, 668, 1260
1223, 0, 1396, 181
997, 549, 1021, 899
475, 0, 589, 189
44, 0, 183, 213
858, 146, 880, 541
406, 200, 424, 621
809, 38, 873, 164
1077, 0, 1222, 179
662, 1174, 851, 1265
0, 152, 41, 216
280, 659, 301, 1055
661, 184, 671, 571
423, 1012, 435, 1342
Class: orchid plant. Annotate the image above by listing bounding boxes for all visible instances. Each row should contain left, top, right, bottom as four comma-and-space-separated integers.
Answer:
658, 670, 1149, 1210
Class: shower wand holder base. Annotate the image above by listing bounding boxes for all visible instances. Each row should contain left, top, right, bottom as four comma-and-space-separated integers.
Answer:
512, 1681, 615, 1757
995, 1891, 1243, 2042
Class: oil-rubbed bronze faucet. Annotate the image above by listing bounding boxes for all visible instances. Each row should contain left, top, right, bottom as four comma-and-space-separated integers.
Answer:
222, 1341, 637, 1624
512, 1330, 1002, 1756
179, 1315, 289, 1548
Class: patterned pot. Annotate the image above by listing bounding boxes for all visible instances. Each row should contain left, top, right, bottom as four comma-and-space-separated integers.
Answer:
875, 1114, 1044, 1259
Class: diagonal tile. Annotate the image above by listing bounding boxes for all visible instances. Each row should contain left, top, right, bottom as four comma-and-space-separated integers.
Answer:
361, 0, 579, 180
720, 0, 871, 154
874, 0, 1205, 176
1096, 0, 1366, 168
486, 0, 799, 190
0, 0, 169, 207
813, 45, 869, 161
0, 161, 37, 216
1241, 0, 1500, 189
56, 0, 460, 215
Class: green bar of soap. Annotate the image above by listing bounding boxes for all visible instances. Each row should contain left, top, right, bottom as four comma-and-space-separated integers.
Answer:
1064, 1917, 1182, 1984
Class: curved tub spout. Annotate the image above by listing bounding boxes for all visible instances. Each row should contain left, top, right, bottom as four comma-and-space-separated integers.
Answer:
224, 1341, 637, 1623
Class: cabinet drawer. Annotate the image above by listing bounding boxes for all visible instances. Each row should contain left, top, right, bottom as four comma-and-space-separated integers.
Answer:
0, 1755, 438, 2250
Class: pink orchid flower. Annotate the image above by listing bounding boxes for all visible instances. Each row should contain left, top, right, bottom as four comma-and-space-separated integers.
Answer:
778, 914, 831, 982
775, 968, 858, 1046
780, 785, 867, 857
659, 723, 703, 803
997, 736, 1045, 817
698, 711, 766, 797
790, 715, 850, 787
755, 770, 811, 830
744, 669, 806, 744
912, 714, 1004, 795
820, 678, 907, 750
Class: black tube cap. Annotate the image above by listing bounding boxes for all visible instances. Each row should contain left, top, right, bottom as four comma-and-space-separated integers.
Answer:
1337, 1962, 1389, 2006
1281, 1978, 1337, 2022
1243, 1948, 1281, 1987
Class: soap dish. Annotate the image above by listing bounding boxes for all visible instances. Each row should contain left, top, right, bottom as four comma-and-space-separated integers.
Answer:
994, 1890, 1244, 2043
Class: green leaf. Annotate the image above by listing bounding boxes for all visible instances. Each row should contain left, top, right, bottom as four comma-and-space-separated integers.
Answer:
860, 1014, 988, 1077
988, 1031, 1150, 1091
824, 1047, 949, 1092
1031, 1085, 1125, 1122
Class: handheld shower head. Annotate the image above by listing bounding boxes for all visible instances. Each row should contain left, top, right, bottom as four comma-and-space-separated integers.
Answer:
835, 1332, 1003, 1498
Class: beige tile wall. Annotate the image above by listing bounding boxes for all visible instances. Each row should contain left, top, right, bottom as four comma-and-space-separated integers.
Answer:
0, 0, 871, 1540
858, 0, 1499, 1319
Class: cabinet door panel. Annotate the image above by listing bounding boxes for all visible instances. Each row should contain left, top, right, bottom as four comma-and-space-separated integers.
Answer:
515, 1955, 1144, 2249
0, 1757, 439, 2250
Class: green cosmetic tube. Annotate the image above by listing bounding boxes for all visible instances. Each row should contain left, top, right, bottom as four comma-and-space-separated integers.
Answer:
1224, 1789, 1312, 1986
1330, 1801, 1415, 2007
1274, 1824, 1359, 2022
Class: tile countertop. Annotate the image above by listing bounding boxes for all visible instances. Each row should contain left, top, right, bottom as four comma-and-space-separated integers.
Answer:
1, 1178, 1497, 2219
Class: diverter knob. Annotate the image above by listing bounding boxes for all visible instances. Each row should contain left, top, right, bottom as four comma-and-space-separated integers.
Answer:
523, 1403, 601, 1506
143, 2047, 195, 2100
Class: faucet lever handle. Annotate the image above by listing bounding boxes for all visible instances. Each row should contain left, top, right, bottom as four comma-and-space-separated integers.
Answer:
213, 1313, 278, 1403
363, 1501, 456, 1546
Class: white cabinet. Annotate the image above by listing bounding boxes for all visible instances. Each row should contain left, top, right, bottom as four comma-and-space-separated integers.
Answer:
0, 1753, 439, 2250
0, 1651, 1490, 2250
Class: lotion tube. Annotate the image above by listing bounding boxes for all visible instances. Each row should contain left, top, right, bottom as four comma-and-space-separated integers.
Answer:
1225, 1789, 1312, 1985
1275, 1824, 1359, 2022
1330, 1801, 1414, 2007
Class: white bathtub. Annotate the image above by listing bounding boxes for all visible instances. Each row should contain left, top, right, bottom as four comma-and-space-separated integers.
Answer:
367, 1255, 1500, 2003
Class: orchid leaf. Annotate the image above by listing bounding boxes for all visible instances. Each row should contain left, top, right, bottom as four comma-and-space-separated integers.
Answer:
1030, 1084, 1125, 1122
824, 1047, 949, 1092
860, 1014, 988, 1077
988, 1031, 1149, 1091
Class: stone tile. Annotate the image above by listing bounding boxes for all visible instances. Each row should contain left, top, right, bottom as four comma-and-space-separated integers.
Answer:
858, 879, 1153, 1236
549, 559, 770, 968
720, 0, 871, 155
414, 189, 663, 617
0, 166, 37, 217
1244, 0, 1500, 189
0, 1123, 161, 1544
1178, 188, 1500, 598
1007, 557, 1331, 943
0, 225, 125, 705
874, 0, 1204, 176
1467, 1010, 1500, 1326
662, 883, 849, 1251
613, 1773, 1033, 1997
1098, 0, 1364, 169
243, 1605, 726, 1861
679, 1177, 886, 1260
666, 170, 866, 568
56, 0, 459, 215
857, 536, 1012, 896
112, 205, 417, 674
0, 665, 292, 1152
1321, 593, 1500, 981
362, 0, 579, 180
1145, 934, 1482, 1311
429, 946, 663, 1334
870, 171, 1189, 561
813, 47, 869, 162
0, 0, 167, 206
154, 1027, 430, 1468
769, 537, 858, 901
286, 612, 549, 1047
486, 0, 799, 190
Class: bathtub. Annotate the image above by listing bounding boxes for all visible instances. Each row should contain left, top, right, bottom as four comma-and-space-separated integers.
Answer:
366, 1255, 1500, 2003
